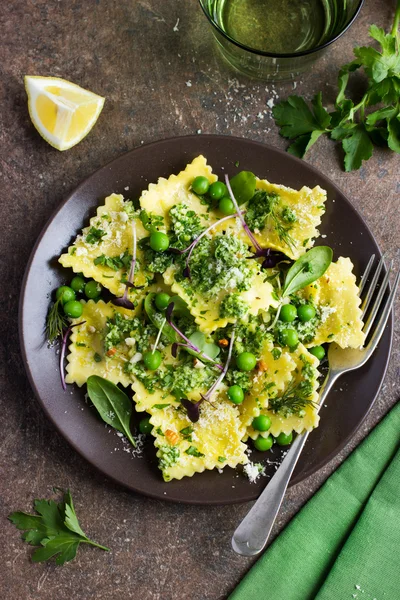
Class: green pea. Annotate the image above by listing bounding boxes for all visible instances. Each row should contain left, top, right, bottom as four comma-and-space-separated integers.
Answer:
208, 181, 227, 201
63, 300, 83, 318
218, 197, 236, 215
227, 385, 244, 405
297, 304, 316, 322
309, 345, 325, 360
149, 231, 170, 252
84, 280, 102, 299
56, 286, 76, 304
279, 304, 297, 323
281, 328, 299, 348
143, 350, 162, 371
275, 432, 293, 446
230, 171, 256, 205
252, 415, 272, 432
155, 292, 171, 311
70, 276, 85, 294
139, 416, 153, 435
254, 435, 273, 451
236, 352, 257, 371
192, 176, 210, 195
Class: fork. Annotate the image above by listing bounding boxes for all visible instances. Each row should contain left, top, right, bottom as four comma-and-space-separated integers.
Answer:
232, 254, 400, 557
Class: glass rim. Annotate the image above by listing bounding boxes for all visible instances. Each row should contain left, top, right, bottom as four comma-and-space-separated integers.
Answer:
198, 0, 365, 59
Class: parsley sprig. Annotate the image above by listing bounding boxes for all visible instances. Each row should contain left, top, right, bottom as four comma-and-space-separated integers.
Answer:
272, 3, 400, 171
9, 489, 109, 565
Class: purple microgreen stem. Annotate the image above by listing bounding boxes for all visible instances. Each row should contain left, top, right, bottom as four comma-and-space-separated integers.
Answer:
203, 329, 235, 401
113, 220, 138, 309
60, 321, 86, 390
166, 302, 223, 370
180, 330, 235, 422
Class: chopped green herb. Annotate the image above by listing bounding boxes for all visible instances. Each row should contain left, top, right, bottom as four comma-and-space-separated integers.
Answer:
86, 227, 106, 244
218, 456, 227, 463
185, 446, 205, 458
153, 403, 170, 409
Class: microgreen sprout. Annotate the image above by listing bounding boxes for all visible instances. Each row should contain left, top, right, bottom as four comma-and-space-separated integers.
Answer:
60, 321, 85, 390
181, 330, 235, 423
166, 302, 223, 370
113, 221, 141, 309
169, 213, 243, 279
224, 175, 284, 269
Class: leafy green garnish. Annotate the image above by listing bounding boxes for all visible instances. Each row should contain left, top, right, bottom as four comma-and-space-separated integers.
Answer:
185, 446, 205, 458
139, 210, 165, 233
86, 375, 136, 446
86, 227, 106, 244
229, 171, 256, 205
269, 378, 316, 418
9, 489, 109, 565
45, 298, 68, 343
187, 331, 220, 360
244, 191, 296, 251
272, 6, 400, 170
282, 246, 333, 298
93, 250, 131, 271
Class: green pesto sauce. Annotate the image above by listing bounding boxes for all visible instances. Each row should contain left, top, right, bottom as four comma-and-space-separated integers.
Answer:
220, 293, 249, 319
177, 234, 253, 297
159, 445, 180, 472
104, 312, 158, 353
169, 203, 204, 249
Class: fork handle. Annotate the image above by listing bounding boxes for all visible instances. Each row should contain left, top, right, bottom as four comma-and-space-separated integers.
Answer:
232, 371, 338, 557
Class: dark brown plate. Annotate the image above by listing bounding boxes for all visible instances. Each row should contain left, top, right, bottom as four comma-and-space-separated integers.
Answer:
19, 135, 392, 504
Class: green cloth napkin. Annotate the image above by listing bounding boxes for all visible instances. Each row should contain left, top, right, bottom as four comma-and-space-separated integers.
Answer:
229, 402, 400, 600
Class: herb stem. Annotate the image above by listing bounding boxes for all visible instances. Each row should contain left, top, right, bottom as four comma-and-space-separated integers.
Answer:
392, 0, 400, 37
224, 175, 262, 252
82, 539, 110, 551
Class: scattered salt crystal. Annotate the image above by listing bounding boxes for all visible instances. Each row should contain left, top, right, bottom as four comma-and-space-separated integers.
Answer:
197, 129, 202, 134
185, 80, 192, 87
124, 186, 129, 191
173, 18, 179, 32
266, 98, 275, 109
321, 234, 327, 238
243, 461, 265, 483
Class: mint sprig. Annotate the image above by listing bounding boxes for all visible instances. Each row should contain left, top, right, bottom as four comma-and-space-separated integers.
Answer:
272, 3, 400, 171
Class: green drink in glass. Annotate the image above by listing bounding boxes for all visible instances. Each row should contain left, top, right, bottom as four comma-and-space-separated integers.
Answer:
199, 0, 364, 80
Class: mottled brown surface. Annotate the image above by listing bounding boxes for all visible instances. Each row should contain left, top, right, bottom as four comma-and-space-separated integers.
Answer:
0, 0, 399, 599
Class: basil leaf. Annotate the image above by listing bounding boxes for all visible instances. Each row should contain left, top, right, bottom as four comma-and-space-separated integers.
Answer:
87, 376, 136, 446
230, 171, 256, 205
144, 293, 177, 342
282, 246, 333, 297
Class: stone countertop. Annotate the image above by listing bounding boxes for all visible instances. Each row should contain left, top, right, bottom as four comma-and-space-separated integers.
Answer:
0, 0, 399, 598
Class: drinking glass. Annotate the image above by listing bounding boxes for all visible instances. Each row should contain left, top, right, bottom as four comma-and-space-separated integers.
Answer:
199, 0, 364, 81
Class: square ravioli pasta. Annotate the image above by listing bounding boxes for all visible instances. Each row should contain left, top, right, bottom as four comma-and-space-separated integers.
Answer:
59, 193, 152, 303
149, 400, 247, 481
66, 300, 138, 387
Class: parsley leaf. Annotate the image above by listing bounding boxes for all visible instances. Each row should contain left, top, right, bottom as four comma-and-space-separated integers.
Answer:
9, 489, 109, 565
342, 125, 374, 172
272, 5, 400, 170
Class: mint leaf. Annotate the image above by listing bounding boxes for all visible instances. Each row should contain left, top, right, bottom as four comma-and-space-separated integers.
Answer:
342, 126, 374, 172
9, 489, 109, 565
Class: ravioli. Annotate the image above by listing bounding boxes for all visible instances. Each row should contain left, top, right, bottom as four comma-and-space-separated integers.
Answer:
164, 266, 278, 334
139, 155, 217, 227
149, 399, 247, 481
239, 341, 297, 431
66, 300, 137, 387
245, 345, 320, 439
302, 257, 365, 348
59, 194, 151, 301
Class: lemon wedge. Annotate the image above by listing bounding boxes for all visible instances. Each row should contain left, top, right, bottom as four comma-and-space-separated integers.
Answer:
24, 76, 105, 151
